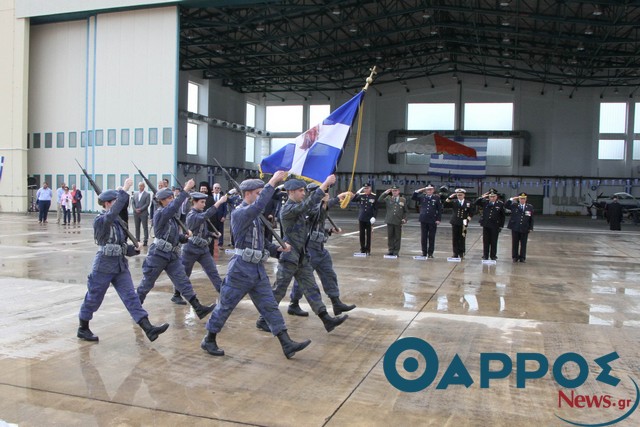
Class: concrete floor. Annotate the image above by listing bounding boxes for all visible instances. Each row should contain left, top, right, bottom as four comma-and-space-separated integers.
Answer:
1, 210, 639, 427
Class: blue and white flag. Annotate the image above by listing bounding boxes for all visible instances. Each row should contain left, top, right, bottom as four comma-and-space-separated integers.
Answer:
0, 156, 4, 181
260, 91, 364, 183
428, 138, 487, 178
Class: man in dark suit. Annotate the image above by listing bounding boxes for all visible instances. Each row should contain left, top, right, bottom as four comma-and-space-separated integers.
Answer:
444, 188, 474, 259
211, 182, 228, 247
606, 196, 624, 230
475, 189, 505, 260
505, 192, 534, 262
132, 182, 151, 246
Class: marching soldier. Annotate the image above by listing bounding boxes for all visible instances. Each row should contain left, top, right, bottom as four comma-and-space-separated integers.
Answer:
77, 177, 169, 343
136, 179, 215, 319
287, 183, 356, 317
475, 189, 505, 260
412, 184, 442, 258
505, 192, 534, 262
201, 172, 311, 359
444, 189, 474, 259
181, 191, 228, 293
352, 183, 377, 255
256, 175, 348, 333
378, 185, 408, 256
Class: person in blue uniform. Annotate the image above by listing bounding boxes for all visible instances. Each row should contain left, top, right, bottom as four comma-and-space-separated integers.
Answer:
180, 191, 228, 293
257, 175, 348, 333
352, 184, 377, 254
475, 189, 505, 260
505, 192, 534, 262
136, 179, 214, 319
412, 184, 442, 258
444, 188, 474, 259
77, 177, 169, 343
201, 171, 311, 359
287, 183, 356, 317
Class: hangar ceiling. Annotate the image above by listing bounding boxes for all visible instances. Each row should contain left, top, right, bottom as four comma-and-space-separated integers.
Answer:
179, 0, 640, 94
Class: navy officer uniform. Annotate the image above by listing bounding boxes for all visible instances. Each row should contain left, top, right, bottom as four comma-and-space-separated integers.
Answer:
444, 188, 474, 258
136, 182, 214, 319
412, 184, 442, 258
257, 176, 348, 333
287, 184, 356, 317
352, 183, 377, 254
201, 173, 311, 359
505, 192, 534, 262
181, 191, 226, 293
77, 179, 169, 343
475, 190, 506, 260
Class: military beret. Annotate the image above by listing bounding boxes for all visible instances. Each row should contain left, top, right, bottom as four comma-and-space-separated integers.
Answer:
283, 179, 306, 191
519, 192, 528, 197
156, 188, 174, 200
190, 191, 208, 200
239, 178, 265, 191
98, 190, 118, 202
455, 188, 466, 193
306, 183, 320, 192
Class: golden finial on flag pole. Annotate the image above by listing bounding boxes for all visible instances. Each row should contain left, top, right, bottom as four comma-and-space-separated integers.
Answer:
363, 65, 378, 92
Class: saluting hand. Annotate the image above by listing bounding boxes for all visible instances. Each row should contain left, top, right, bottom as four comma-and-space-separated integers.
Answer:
123, 177, 134, 192
269, 170, 288, 187
184, 179, 196, 192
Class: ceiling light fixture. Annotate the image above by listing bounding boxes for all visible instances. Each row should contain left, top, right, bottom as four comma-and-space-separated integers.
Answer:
256, 23, 265, 32
584, 26, 594, 35
592, 5, 603, 16
422, 10, 431, 19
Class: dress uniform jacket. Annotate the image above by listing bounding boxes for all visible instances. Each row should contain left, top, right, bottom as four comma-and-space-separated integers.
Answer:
412, 192, 442, 223
475, 198, 506, 229
505, 200, 534, 232
352, 192, 378, 222
379, 193, 408, 225
446, 198, 474, 225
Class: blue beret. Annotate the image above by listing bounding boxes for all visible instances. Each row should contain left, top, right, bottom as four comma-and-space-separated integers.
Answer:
283, 179, 306, 191
306, 183, 320, 192
98, 190, 118, 202
156, 188, 174, 200
190, 191, 208, 200
239, 179, 265, 191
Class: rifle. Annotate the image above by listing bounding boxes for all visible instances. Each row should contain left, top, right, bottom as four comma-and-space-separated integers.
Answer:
75, 159, 139, 247
132, 162, 190, 235
212, 158, 287, 248
171, 173, 221, 239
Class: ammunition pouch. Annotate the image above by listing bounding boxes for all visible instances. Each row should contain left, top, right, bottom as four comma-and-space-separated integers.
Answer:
98, 243, 126, 257
309, 230, 328, 243
154, 238, 180, 254
233, 248, 270, 264
189, 236, 211, 248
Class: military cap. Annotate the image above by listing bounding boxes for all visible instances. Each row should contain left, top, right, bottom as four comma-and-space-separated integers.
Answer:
190, 191, 208, 200
454, 188, 466, 193
363, 183, 371, 188
306, 183, 320, 192
390, 185, 400, 190
156, 188, 174, 200
488, 190, 498, 196
283, 179, 306, 191
518, 192, 528, 197
425, 184, 434, 189
239, 178, 265, 191
98, 190, 118, 202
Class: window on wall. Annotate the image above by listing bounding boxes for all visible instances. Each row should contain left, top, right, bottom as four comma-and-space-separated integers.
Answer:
632, 103, 640, 160
120, 174, 129, 186
188, 82, 199, 113
632, 140, 640, 160
45, 133, 53, 148
246, 103, 256, 127
309, 104, 330, 127
56, 132, 64, 148
464, 103, 513, 130
88, 130, 94, 147
245, 136, 255, 162
56, 174, 64, 188
108, 129, 116, 146
95, 130, 103, 146
121, 129, 130, 146
33, 133, 41, 149
149, 128, 158, 145
44, 174, 52, 188
135, 128, 143, 145
68, 175, 76, 188
187, 122, 198, 155
107, 174, 115, 190
94, 175, 103, 192
69, 132, 77, 148
266, 105, 303, 132
486, 139, 513, 166
600, 102, 627, 133
407, 103, 456, 130
598, 139, 625, 160
81, 131, 87, 147
163, 127, 172, 145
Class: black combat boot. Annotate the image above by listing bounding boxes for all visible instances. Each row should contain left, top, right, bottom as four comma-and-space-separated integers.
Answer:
137, 317, 169, 342
171, 289, 187, 305
287, 300, 309, 317
77, 319, 99, 342
330, 296, 356, 316
200, 332, 224, 356
319, 310, 349, 332
256, 316, 270, 332
277, 330, 311, 359
189, 296, 215, 319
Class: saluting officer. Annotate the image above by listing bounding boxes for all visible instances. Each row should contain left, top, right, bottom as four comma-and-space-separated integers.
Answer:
445, 189, 474, 259
287, 183, 356, 317
257, 175, 348, 334
379, 185, 408, 256
475, 189, 505, 260
412, 184, 442, 258
505, 192, 534, 263
352, 183, 378, 255
77, 177, 169, 343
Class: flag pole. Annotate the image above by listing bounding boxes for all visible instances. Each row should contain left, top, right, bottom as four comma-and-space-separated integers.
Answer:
340, 66, 377, 209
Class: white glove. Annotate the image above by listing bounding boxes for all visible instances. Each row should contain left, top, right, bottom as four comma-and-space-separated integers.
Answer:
463, 219, 468, 226
370, 217, 376, 225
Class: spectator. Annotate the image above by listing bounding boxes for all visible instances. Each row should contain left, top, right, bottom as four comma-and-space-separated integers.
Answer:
71, 184, 82, 224
56, 182, 66, 224
60, 186, 73, 225
36, 182, 53, 223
